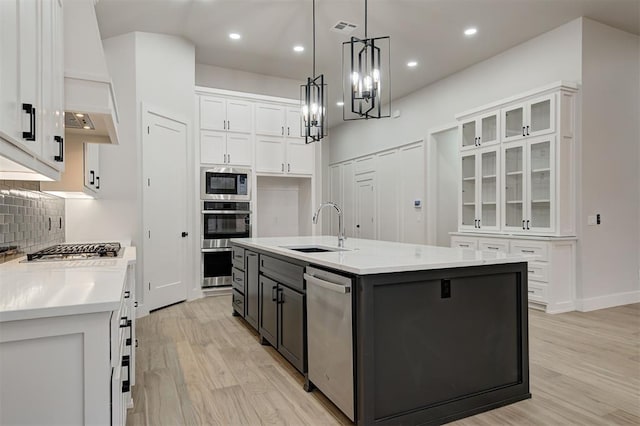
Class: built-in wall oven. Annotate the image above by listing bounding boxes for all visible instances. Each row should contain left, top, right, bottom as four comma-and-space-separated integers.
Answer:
201, 201, 251, 288
200, 166, 251, 201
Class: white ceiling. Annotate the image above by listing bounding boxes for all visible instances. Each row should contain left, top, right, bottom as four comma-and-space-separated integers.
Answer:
96, 0, 640, 125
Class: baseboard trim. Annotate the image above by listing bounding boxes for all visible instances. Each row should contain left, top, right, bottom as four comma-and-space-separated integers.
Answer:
545, 300, 576, 314
576, 290, 640, 312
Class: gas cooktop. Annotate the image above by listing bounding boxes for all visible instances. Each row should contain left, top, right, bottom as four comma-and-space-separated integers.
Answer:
27, 242, 122, 262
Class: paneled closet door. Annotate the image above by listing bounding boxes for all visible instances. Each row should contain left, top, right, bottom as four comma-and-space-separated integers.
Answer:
502, 142, 526, 232
478, 147, 500, 231
460, 153, 478, 230
527, 136, 555, 233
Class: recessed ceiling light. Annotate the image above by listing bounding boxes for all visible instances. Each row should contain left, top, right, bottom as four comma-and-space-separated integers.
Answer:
75, 113, 84, 118
229, 33, 241, 40
336, 101, 344, 106
83, 125, 91, 130
407, 61, 418, 68
464, 27, 477, 36
293, 45, 304, 52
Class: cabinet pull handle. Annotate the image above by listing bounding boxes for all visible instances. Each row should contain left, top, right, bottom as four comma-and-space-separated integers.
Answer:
227, 120, 230, 130
522, 126, 525, 137
281, 163, 284, 172
281, 126, 284, 135
223, 120, 226, 130
287, 127, 290, 136
48, 217, 51, 231
122, 355, 131, 393
487, 246, 499, 250
478, 219, 481, 228
228, 153, 231, 163
96, 176, 100, 189
54, 136, 64, 162
521, 249, 535, 253
288, 163, 290, 173
22, 103, 36, 141
522, 219, 525, 230
527, 290, 534, 294
90, 170, 95, 185
124, 290, 130, 298
277, 288, 284, 304
528, 270, 535, 273
271, 286, 277, 302
459, 244, 469, 247
526, 219, 530, 230
526, 125, 530, 135
134, 301, 138, 308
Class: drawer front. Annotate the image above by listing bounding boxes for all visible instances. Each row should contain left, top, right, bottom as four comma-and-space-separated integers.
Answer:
260, 255, 305, 292
527, 261, 549, 283
478, 239, 509, 253
510, 240, 549, 261
232, 246, 245, 270
450, 236, 478, 250
232, 267, 245, 293
232, 290, 245, 316
527, 282, 548, 304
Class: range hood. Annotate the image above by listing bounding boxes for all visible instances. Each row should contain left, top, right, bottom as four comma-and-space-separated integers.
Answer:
63, 0, 119, 145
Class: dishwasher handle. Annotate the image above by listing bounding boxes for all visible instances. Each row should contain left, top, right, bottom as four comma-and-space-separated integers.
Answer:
304, 273, 351, 294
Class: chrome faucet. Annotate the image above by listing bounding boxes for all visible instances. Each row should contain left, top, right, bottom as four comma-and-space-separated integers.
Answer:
312, 202, 345, 248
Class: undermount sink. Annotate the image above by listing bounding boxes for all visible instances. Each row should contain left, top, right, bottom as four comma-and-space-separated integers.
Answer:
280, 245, 351, 253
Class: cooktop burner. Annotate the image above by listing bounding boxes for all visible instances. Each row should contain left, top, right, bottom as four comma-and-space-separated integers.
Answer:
27, 242, 122, 261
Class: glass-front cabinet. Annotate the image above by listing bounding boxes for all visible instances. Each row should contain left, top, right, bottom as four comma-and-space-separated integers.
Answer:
459, 147, 501, 232
502, 136, 555, 233
502, 94, 555, 142
460, 110, 499, 151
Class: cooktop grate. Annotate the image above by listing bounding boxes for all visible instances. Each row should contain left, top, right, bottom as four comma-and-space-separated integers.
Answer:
27, 242, 122, 261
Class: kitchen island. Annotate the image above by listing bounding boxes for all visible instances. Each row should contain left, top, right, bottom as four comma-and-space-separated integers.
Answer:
231, 236, 532, 425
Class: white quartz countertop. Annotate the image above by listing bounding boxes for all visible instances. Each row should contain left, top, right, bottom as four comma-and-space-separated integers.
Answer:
231, 236, 534, 275
0, 247, 136, 322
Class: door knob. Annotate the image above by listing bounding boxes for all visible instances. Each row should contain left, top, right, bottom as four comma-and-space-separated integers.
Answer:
181, 232, 189, 237
356, 224, 360, 228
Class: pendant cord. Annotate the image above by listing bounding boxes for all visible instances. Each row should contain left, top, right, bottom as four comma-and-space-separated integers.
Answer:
312, 0, 316, 78
364, 0, 368, 38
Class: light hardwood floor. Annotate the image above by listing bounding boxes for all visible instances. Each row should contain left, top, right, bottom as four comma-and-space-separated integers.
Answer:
127, 297, 639, 425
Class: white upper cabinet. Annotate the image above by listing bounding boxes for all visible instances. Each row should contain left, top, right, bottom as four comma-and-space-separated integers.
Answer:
0, 0, 65, 179
502, 94, 555, 142
255, 103, 286, 136
456, 82, 576, 237
255, 104, 313, 176
459, 146, 500, 232
200, 95, 252, 133
200, 130, 252, 167
460, 110, 499, 151
84, 141, 100, 193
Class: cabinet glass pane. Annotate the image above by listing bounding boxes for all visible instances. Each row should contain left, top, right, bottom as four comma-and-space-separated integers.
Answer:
461, 155, 476, 226
504, 146, 524, 227
481, 151, 497, 227
530, 141, 551, 228
481, 115, 497, 144
530, 99, 551, 133
462, 121, 476, 147
504, 106, 524, 138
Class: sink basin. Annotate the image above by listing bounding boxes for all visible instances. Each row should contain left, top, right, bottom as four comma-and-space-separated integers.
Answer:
280, 245, 350, 253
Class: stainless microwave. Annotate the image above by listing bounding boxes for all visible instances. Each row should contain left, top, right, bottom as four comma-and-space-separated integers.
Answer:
200, 167, 251, 201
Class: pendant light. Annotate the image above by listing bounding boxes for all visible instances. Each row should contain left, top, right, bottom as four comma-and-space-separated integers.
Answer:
342, 0, 390, 120
300, 0, 327, 143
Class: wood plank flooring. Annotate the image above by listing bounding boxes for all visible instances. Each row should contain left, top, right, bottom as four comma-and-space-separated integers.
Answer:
127, 296, 639, 425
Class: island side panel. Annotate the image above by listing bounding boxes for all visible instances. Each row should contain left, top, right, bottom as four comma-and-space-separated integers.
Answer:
355, 262, 530, 425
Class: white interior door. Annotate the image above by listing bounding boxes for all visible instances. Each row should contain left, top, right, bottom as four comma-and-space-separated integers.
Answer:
376, 150, 399, 242
143, 110, 188, 311
342, 162, 355, 238
355, 174, 376, 239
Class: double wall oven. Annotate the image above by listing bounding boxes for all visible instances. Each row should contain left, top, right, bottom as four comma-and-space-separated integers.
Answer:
201, 167, 252, 288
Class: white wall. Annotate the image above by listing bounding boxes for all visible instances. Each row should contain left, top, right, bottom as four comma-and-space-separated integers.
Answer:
432, 128, 459, 247
196, 63, 300, 100
578, 19, 640, 309
66, 32, 196, 313
329, 18, 583, 163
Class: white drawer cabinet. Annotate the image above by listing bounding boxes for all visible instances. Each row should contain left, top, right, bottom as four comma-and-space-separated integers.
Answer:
450, 233, 576, 313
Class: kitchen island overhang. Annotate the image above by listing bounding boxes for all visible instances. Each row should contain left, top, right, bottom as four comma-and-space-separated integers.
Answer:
230, 236, 532, 425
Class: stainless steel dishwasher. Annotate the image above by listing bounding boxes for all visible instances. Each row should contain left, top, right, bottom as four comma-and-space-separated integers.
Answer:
304, 266, 354, 421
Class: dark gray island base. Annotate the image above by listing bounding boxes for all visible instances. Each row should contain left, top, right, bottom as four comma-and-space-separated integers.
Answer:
230, 240, 530, 425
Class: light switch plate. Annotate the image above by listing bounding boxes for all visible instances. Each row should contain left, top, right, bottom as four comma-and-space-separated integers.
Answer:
587, 215, 597, 226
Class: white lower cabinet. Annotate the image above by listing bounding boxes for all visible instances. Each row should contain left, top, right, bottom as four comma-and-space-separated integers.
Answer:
0, 264, 136, 425
451, 233, 576, 313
